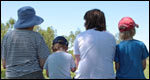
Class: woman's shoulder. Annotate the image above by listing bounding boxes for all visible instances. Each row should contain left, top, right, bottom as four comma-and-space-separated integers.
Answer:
104, 31, 115, 36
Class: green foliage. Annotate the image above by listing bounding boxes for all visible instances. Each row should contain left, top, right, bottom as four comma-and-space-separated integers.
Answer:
37, 26, 56, 53
1, 18, 149, 79
144, 59, 149, 79
1, 66, 6, 79
64, 30, 81, 49
33, 26, 56, 53
9, 18, 16, 28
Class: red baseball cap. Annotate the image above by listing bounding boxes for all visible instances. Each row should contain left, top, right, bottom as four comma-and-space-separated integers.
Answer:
118, 17, 139, 32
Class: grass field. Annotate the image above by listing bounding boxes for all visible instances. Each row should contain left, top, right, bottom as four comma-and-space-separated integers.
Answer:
1, 59, 149, 79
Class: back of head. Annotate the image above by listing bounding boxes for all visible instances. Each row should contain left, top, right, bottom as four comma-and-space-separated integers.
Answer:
118, 17, 138, 40
14, 6, 44, 29
84, 9, 106, 31
119, 28, 136, 40
52, 36, 68, 52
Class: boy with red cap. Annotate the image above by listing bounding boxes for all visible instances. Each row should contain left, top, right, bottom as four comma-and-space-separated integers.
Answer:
114, 17, 149, 79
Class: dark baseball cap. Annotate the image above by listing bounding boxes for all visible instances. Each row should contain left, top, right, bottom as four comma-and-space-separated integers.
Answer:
53, 36, 68, 46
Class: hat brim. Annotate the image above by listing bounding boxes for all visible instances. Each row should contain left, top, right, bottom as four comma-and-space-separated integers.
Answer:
14, 15, 44, 28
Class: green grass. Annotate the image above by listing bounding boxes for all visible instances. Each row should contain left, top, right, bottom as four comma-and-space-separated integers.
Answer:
1, 64, 6, 79
144, 59, 149, 79
1, 59, 149, 79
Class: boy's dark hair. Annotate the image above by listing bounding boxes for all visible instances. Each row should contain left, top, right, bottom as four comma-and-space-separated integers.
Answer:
52, 43, 68, 52
84, 9, 106, 31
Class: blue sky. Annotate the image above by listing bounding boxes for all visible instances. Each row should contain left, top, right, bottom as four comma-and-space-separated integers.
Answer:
1, 1, 149, 51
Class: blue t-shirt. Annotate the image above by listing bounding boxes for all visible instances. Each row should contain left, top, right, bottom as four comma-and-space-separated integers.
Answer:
44, 51, 76, 79
114, 39, 149, 79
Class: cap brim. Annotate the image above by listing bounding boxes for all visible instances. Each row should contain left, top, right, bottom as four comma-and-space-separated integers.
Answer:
135, 24, 139, 28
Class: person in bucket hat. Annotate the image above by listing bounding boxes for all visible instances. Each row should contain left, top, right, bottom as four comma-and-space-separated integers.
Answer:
1, 6, 50, 79
14, 6, 44, 29
43, 36, 76, 79
114, 17, 149, 79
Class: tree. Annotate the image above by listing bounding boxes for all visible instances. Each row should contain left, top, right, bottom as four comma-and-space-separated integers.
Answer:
34, 26, 56, 53
44, 27, 56, 53
9, 18, 15, 29
33, 25, 42, 32
65, 29, 81, 58
65, 29, 81, 49
1, 18, 16, 40
1, 18, 80, 55
1, 23, 6, 40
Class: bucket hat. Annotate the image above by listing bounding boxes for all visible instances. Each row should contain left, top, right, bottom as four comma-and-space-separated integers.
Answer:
118, 17, 139, 32
14, 6, 44, 28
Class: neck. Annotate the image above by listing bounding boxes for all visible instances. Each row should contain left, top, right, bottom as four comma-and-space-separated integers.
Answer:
17, 27, 34, 31
56, 48, 66, 52
124, 37, 133, 40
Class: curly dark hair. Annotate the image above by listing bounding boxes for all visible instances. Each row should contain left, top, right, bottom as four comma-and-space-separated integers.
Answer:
84, 9, 106, 31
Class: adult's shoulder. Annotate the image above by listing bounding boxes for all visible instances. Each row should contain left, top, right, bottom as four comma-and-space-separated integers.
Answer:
104, 31, 115, 37
32, 31, 44, 39
73, 31, 85, 43
76, 31, 85, 37
103, 31, 116, 41
33, 31, 42, 36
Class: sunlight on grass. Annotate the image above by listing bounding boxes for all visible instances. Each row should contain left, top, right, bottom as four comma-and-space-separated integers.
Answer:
1, 64, 6, 79
43, 69, 49, 79
144, 59, 149, 79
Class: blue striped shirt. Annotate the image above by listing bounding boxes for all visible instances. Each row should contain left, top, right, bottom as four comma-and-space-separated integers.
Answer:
1, 29, 50, 77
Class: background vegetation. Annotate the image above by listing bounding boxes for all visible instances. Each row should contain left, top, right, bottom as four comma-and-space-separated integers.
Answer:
1, 18, 149, 79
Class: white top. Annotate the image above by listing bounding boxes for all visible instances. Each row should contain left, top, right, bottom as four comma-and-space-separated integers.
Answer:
73, 29, 116, 79
44, 51, 76, 79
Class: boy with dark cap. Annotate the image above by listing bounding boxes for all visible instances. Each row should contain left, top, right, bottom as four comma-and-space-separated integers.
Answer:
44, 36, 76, 79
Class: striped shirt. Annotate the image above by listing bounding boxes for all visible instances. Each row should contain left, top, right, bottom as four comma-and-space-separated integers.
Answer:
1, 29, 50, 78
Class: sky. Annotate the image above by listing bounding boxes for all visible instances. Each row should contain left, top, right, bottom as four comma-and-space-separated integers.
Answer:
1, 1, 149, 51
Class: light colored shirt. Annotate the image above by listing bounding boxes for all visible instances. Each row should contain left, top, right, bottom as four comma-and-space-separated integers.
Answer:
74, 29, 116, 79
1, 29, 50, 77
44, 51, 76, 79
114, 39, 149, 79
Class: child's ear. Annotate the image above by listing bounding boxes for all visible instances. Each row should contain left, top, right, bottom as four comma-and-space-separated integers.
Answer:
51, 46, 53, 50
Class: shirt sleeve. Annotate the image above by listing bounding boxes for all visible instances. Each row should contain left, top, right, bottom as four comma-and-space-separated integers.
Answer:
114, 45, 120, 63
37, 34, 50, 59
70, 55, 76, 69
73, 37, 80, 55
141, 43, 149, 60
